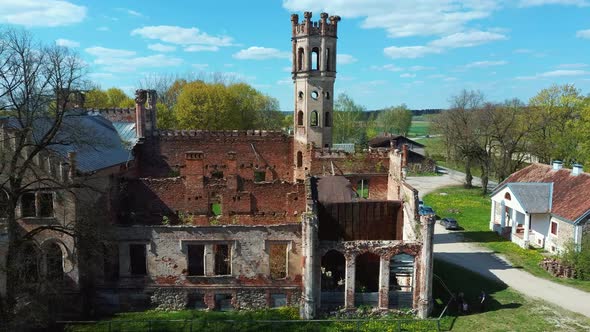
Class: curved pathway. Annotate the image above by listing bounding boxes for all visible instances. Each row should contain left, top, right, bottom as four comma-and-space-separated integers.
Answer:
406, 169, 590, 317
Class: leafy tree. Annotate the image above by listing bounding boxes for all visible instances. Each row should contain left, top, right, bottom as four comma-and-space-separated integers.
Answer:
84, 87, 134, 108
377, 104, 413, 136
84, 89, 109, 108
333, 93, 365, 144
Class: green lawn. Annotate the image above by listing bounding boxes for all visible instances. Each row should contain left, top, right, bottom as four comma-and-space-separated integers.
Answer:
434, 259, 590, 332
409, 120, 430, 137
424, 186, 590, 292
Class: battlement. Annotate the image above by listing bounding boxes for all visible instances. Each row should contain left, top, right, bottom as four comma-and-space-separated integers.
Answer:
313, 147, 391, 159
155, 129, 289, 140
291, 12, 340, 38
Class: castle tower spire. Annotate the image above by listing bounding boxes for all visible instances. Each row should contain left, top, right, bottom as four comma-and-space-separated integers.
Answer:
291, 12, 340, 181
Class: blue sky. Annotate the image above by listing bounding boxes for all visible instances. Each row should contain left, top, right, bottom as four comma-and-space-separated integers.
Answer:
2, 0, 590, 110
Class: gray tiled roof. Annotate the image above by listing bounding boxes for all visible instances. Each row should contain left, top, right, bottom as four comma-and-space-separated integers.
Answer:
112, 122, 138, 150
4, 113, 133, 173
507, 182, 552, 214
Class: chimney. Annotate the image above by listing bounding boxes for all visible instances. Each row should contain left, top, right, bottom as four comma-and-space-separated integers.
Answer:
134, 89, 147, 138
572, 163, 583, 176
552, 160, 563, 171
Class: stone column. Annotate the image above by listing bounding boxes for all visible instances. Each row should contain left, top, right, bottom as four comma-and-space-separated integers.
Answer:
344, 254, 356, 309
500, 201, 506, 228
378, 255, 390, 309
301, 212, 318, 319
490, 200, 496, 230
523, 214, 531, 248
417, 216, 435, 319
511, 209, 517, 237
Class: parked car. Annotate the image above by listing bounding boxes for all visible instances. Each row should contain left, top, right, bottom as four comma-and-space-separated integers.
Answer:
419, 205, 435, 216
440, 217, 460, 230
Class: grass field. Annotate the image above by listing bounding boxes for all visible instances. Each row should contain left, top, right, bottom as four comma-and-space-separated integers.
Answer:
424, 186, 590, 293
408, 120, 430, 137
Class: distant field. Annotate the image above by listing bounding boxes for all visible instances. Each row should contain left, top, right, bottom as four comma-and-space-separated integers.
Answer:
408, 120, 430, 137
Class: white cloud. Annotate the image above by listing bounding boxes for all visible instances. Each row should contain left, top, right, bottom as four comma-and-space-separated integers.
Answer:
371, 64, 404, 72
97, 26, 110, 32
461, 60, 508, 69
148, 43, 176, 52
518, 0, 589, 7
85, 46, 182, 73
55, 38, 80, 48
409, 65, 434, 71
127, 9, 143, 17
576, 29, 590, 39
131, 25, 233, 50
516, 69, 590, 80
337, 54, 357, 64
191, 63, 209, 70
400, 73, 416, 78
384, 30, 506, 59
283, 1, 499, 38
0, 0, 86, 27
557, 63, 588, 68
233, 47, 290, 60
184, 45, 219, 52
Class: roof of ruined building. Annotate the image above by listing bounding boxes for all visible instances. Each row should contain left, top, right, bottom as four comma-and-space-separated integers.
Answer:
494, 163, 590, 222
505, 183, 552, 214
368, 135, 425, 149
112, 122, 138, 150
4, 113, 132, 173
315, 176, 357, 203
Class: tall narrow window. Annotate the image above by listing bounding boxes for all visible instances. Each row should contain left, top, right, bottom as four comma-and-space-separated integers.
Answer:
297, 48, 304, 71
297, 111, 304, 126
325, 112, 331, 127
21, 193, 36, 217
311, 47, 319, 71
46, 242, 63, 281
214, 244, 231, 275
310, 111, 319, 127
551, 221, 558, 236
39, 193, 53, 217
20, 243, 39, 283
129, 244, 147, 276
296, 151, 303, 168
357, 179, 369, 199
188, 244, 205, 276
326, 48, 330, 71
269, 243, 288, 279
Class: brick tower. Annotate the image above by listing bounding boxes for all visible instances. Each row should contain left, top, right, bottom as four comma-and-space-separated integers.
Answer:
291, 12, 340, 181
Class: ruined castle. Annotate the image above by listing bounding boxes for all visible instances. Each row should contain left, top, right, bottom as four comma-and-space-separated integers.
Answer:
0, 12, 433, 319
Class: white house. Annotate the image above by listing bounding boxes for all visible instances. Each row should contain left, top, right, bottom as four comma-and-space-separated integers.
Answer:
490, 161, 590, 253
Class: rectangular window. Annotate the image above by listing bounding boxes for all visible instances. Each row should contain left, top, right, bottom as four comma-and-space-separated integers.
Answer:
39, 193, 53, 217
213, 244, 231, 275
271, 293, 287, 308
129, 244, 147, 275
21, 193, 36, 217
551, 221, 558, 236
357, 179, 369, 199
254, 170, 266, 182
187, 244, 205, 276
269, 243, 288, 279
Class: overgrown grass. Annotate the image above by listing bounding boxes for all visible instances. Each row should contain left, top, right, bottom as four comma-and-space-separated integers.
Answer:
434, 259, 590, 331
424, 186, 590, 292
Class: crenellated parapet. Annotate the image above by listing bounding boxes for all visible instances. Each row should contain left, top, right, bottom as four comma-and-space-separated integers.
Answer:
291, 12, 340, 38
154, 129, 289, 141
86, 108, 136, 123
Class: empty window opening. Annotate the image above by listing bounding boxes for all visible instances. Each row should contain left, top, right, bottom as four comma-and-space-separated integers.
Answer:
187, 293, 207, 309
129, 244, 147, 276
46, 242, 63, 281
254, 170, 266, 182
210, 203, 222, 216
211, 170, 224, 179
297, 48, 304, 71
326, 48, 330, 71
39, 193, 53, 217
269, 243, 288, 279
551, 221, 558, 235
271, 293, 287, 308
214, 244, 231, 275
325, 112, 331, 127
21, 193, 36, 217
298, 91, 304, 99
296, 151, 303, 168
321, 250, 345, 292
214, 294, 233, 311
357, 179, 369, 199
355, 252, 380, 306
311, 47, 319, 70
504, 192, 511, 200
325, 92, 330, 100
311, 91, 319, 100
310, 111, 319, 127
297, 111, 304, 126
20, 243, 39, 283
389, 254, 415, 309
188, 244, 205, 276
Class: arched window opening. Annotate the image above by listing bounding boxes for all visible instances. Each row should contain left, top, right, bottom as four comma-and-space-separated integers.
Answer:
20, 243, 40, 283
311, 47, 319, 71
46, 242, 63, 281
298, 91, 304, 99
297, 48, 304, 71
325, 92, 330, 100
326, 48, 330, 71
310, 111, 319, 127
296, 151, 303, 168
355, 252, 380, 302
389, 253, 415, 308
504, 192, 511, 201
321, 250, 345, 292
325, 112, 331, 127
297, 111, 304, 126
